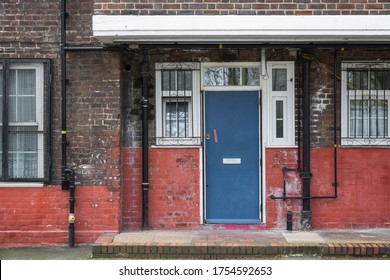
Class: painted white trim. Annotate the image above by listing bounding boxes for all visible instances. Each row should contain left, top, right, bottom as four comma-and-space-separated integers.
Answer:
4, 63, 45, 179
201, 62, 262, 91
155, 62, 201, 146
341, 61, 390, 146
265, 62, 295, 147
93, 15, 390, 44
0, 183, 44, 188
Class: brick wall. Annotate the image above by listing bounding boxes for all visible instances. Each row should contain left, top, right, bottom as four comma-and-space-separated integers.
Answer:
266, 148, 390, 229
0, 186, 120, 246
94, 0, 390, 15
66, 51, 122, 188
122, 147, 201, 229
0, 1, 123, 246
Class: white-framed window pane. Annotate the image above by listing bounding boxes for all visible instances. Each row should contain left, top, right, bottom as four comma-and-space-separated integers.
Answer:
276, 100, 284, 138
204, 67, 260, 86
8, 129, 38, 178
9, 69, 36, 122
272, 69, 287, 91
165, 101, 189, 138
156, 62, 201, 146
0, 67, 3, 178
177, 70, 192, 91
349, 99, 388, 138
0, 128, 2, 178
162, 70, 192, 91
342, 62, 390, 146
0, 68, 3, 123
1, 60, 49, 181
242, 67, 260, 86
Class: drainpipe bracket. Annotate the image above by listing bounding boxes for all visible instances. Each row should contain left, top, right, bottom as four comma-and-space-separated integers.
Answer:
300, 172, 312, 180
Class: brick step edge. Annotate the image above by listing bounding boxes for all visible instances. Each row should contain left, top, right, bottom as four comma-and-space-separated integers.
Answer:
92, 243, 390, 259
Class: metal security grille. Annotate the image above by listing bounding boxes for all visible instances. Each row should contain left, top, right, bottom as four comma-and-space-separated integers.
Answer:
0, 59, 51, 181
162, 69, 192, 138
155, 62, 201, 146
343, 65, 390, 145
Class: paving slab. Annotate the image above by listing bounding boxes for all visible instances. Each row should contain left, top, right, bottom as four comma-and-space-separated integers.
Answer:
282, 231, 325, 244
317, 229, 390, 244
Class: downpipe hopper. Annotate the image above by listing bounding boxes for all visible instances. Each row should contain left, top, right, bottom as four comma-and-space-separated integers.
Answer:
61, 168, 75, 190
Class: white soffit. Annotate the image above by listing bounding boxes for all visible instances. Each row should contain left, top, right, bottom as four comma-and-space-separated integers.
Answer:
92, 15, 390, 44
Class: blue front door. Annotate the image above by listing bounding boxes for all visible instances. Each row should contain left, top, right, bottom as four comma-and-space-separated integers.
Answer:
205, 91, 260, 224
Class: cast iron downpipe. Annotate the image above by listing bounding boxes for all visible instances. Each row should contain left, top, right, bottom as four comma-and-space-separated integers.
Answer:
301, 59, 312, 230
60, 0, 76, 247
141, 55, 149, 229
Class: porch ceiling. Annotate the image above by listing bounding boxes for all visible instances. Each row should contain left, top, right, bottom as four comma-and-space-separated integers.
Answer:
92, 15, 390, 45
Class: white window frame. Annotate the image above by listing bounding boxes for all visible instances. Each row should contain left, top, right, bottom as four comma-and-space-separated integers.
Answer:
265, 62, 295, 147
155, 62, 201, 146
162, 97, 193, 138
201, 62, 261, 91
0, 62, 46, 181
341, 61, 390, 146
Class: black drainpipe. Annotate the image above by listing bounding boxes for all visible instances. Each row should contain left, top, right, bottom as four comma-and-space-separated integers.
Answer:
141, 55, 149, 229
300, 59, 312, 230
60, 0, 76, 247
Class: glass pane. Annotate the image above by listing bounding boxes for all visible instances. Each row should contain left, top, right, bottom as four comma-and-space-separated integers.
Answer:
162, 70, 176, 91
177, 70, 192, 91
272, 69, 287, 91
204, 67, 259, 86
276, 100, 284, 138
350, 100, 366, 137
9, 69, 36, 122
165, 102, 189, 138
0, 128, 2, 178
370, 100, 388, 137
0, 68, 3, 177
242, 67, 260, 86
0, 68, 3, 123
204, 68, 224, 86
370, 70, 390, 90
8, 128, 38, 178
350, 99, 388, 137
347, 70, 368, 90
224, 68, 240, 86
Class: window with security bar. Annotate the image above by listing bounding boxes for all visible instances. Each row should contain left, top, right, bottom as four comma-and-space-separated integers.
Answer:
0, 60, 51, 181
155, 63, 201, 146
341, 62, 390, 146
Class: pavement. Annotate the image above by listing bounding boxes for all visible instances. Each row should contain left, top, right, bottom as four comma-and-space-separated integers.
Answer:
2, 228, 389, 260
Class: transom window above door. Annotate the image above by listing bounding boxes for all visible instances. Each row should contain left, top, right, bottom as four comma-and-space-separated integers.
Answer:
203, 66, 260, 87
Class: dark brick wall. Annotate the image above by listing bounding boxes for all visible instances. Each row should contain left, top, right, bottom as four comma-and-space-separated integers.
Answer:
94, 0, 390, 15
66, 51, 121, 188
0, 1, 122, 186
0, 0, 122, 245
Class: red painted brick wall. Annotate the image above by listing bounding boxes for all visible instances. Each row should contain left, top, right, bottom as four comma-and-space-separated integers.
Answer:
0, 186, 120, 247
266, 148, 390, 229
122, 147, 201, 230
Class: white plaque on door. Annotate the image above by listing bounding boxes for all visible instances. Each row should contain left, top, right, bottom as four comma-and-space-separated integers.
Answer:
223, 158, 241, 164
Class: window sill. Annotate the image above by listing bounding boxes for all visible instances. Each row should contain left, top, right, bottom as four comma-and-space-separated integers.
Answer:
0, 183, 44, 188
152, 145, 202, 149
265, 145, 298, 149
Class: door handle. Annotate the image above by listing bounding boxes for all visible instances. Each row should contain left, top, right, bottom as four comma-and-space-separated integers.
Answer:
206, 133, 211, 140
213, 129, 218, 143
